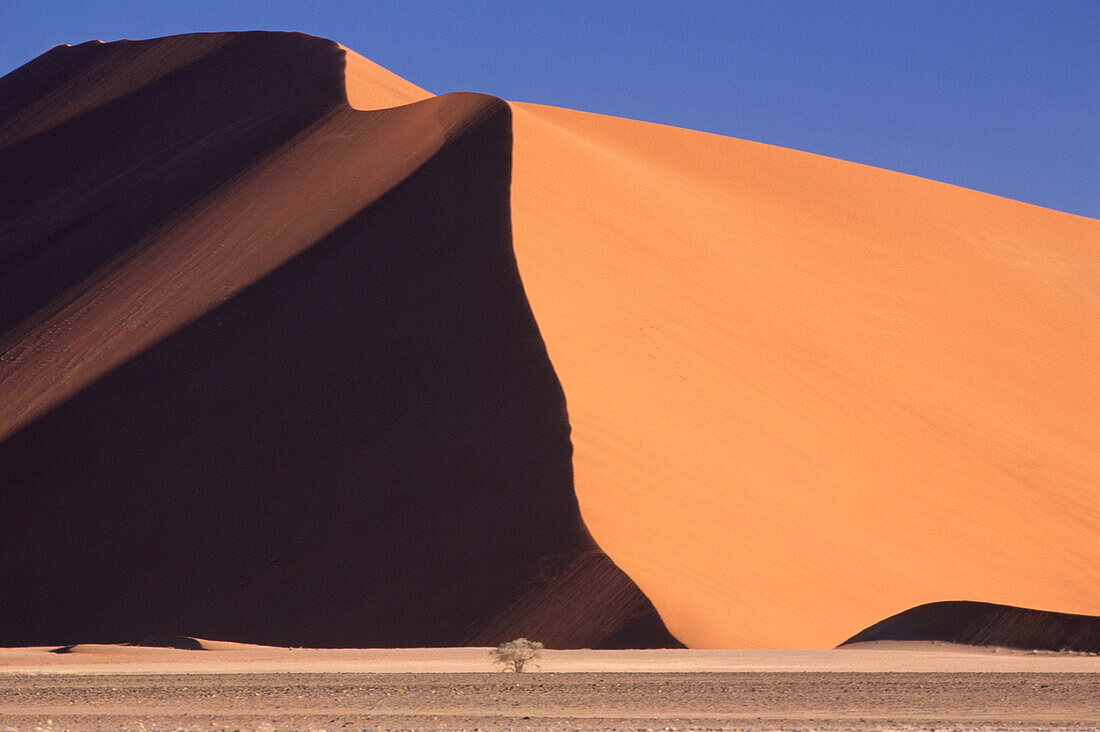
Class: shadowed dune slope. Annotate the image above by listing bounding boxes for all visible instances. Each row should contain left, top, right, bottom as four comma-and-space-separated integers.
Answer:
840, 602, 1100, 653
508, 102, 1099, 648
0, 33, 677, 649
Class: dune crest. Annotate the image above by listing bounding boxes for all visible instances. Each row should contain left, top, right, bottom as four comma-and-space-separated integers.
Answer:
0, 33, 447, 439
338, 45, 432, 110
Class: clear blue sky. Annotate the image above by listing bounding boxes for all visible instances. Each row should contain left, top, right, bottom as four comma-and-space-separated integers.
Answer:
2, 1, 1096, 217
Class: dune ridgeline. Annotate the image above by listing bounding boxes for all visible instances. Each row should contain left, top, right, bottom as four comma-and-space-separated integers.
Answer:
0, 32, 1096, 651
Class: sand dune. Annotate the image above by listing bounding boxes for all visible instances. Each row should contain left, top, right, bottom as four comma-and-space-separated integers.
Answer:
0, 32, 674, 650
0, 31, 1095, 652
508, 102, 1098, 648
840, 601, 1100, 652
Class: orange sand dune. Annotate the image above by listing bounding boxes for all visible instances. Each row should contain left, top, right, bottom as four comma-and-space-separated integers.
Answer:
0, 32, 1095, 652
508, 102, 1099, 648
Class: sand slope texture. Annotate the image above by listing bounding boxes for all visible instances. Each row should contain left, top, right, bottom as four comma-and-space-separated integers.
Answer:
508, 102, 1099, 648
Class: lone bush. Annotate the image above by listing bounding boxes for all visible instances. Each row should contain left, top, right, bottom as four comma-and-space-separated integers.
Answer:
491, 638, 544, 672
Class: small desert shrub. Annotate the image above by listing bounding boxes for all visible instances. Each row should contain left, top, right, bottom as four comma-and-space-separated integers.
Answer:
491, 638, 544, 672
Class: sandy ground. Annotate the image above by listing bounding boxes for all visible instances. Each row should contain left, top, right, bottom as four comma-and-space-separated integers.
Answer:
2, 645, 1099, 675
0, 647, 1096, 731
0, 671, 1096, 731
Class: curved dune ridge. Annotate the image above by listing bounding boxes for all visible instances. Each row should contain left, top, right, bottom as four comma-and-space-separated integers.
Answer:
0, 32, 677, 649
0, 31, 1096, 652
839, 601, 1100, 653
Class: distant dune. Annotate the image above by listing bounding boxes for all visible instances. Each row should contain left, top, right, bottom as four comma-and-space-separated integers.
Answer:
0, 32, 675, 649
0, 31, 1096, 651
840, 601, 1100, 653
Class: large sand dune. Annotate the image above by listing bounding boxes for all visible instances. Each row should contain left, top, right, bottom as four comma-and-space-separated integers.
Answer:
0, 32, 675, 649
0, 31, 1096, 651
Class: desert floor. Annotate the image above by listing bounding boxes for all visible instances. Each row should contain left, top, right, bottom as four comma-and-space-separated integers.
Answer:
0, 646, 1096, 731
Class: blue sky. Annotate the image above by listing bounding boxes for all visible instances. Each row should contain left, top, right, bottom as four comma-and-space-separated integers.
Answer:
2, 1, 1096, 217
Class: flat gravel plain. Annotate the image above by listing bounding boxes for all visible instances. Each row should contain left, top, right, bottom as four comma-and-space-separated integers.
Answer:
0, 672, 1097, 731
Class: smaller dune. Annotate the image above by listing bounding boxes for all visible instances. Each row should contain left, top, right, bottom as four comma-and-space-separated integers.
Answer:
50, 636, 205, 653
838, 601, 1100, 653
130, 635, 206, 650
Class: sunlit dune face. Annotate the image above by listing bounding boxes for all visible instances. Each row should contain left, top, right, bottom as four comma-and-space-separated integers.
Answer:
508, 101, 1099, 648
